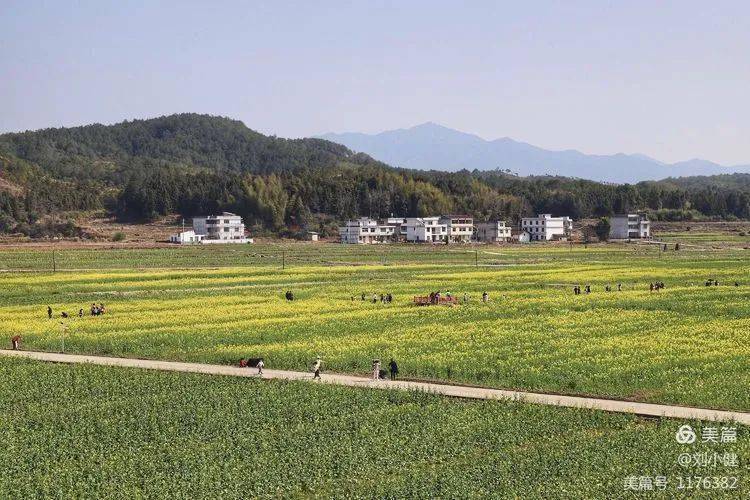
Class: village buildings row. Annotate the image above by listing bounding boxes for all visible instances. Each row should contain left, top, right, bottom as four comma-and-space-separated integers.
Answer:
167, 211, 651, 245
339, 213, 650, 244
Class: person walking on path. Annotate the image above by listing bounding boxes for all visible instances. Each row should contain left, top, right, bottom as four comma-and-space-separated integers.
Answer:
372, 359, 381, 380
10, 335, 20, 350
312, 357, 322, 380
389, 358, 399, 380
257, 358, 264, 376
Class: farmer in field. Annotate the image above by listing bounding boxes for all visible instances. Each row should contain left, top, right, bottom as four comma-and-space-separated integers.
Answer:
47, 306, 52, 319
618, 283, 622, 291
78, 308, 83, 318
482, 291, 489, 303
312, 357, 322, 380
389, 358, 399, 380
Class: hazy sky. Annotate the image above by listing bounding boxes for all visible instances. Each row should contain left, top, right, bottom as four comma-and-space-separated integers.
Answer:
2, 1, 749, 164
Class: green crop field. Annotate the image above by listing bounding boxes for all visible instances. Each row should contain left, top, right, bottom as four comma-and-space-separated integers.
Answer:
1, 242, 749, 410
1, 357, 747, 498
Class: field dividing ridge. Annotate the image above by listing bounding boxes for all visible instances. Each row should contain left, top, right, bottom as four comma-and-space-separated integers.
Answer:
3, 349, 749, 425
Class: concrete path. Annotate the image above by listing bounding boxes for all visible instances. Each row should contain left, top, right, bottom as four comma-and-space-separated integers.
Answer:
2, 349, 749, 425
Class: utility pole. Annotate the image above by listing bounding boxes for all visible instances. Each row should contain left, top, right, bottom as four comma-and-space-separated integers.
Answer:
52, 250, 56, 273
475, 249, 478, 267
59, 321, 67, 353
282, 250, 285, 270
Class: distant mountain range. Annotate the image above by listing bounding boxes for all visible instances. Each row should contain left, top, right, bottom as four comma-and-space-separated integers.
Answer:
319, 123, 750, 184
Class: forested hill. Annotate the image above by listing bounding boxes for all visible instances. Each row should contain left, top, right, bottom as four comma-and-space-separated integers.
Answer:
0, 113, 364, 182
0, 114, 749, 238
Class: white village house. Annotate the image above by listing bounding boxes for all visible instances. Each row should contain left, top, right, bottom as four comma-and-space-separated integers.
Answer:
339, 217, 397, 244
609, 213, 651, 239
475, 221, 512, 242
169, 230, 204, 244
339, 215, 475, 244
441, 215, 474, 243
170, 212, 251, 244
520, 214, 573, 241
404, 217, 447, 243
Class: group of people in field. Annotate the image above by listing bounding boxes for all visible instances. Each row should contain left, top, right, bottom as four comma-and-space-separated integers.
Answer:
426, 291, 489, 304
239, 355, 401, 382
705, 279, 741, 287
239, 357, 265, 375
355, 292, 394, 304
47, 303, 107, 319
649, 282, 666, 292
370, 358, 399, 380
571, 279, 743, 295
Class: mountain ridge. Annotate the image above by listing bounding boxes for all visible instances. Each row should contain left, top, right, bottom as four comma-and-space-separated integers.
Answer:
319, 122, 750, 183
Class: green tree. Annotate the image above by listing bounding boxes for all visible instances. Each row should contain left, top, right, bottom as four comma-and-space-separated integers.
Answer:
594, 217, 611, 241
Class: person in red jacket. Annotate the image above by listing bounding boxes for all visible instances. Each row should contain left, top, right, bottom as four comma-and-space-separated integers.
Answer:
11, 335, 21, 350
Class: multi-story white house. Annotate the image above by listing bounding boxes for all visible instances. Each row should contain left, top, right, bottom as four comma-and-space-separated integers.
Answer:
404, 217, 448, 243
520, 214, 573, 241
440, 215, 474, 243
609, 213, 651, 239
171, 212, 250, 244
475, 221, 512, 242
339, 218, 397, 244
193, 212, 249, 244
339, 215, 476, 244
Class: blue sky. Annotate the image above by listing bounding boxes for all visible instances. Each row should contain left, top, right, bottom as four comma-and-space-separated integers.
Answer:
1, 0, 749, 164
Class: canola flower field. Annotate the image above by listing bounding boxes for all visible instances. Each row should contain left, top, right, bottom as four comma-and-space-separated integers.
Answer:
1, 242, 749, 410
1, 357, 747, 498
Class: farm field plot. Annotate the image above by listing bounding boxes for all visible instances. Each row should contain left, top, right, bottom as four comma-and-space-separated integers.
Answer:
1, 357, 747, 498
1, 243, 749, 410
